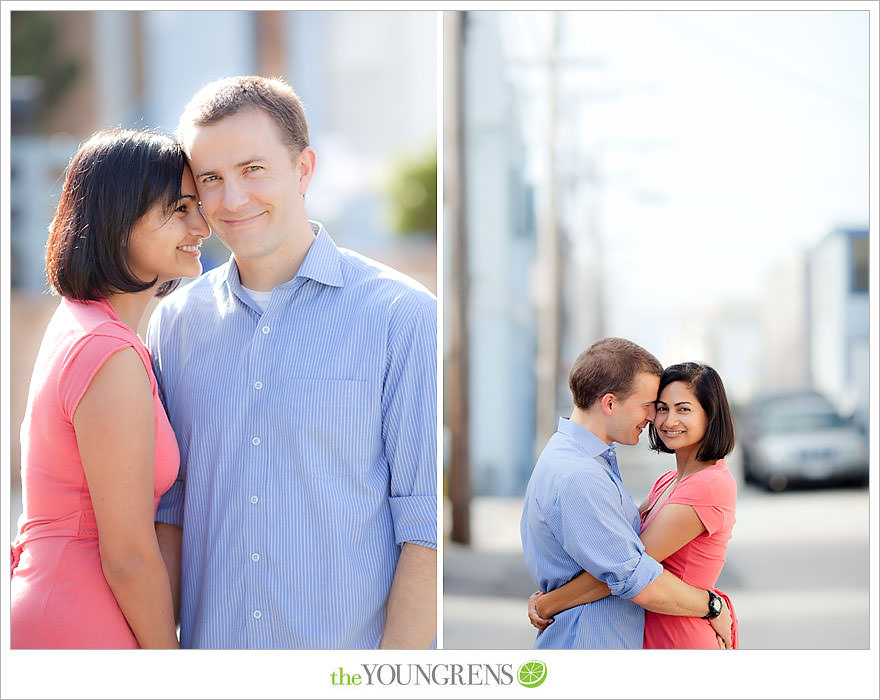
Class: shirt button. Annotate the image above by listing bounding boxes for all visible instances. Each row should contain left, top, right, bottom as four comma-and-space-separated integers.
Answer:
253, 610, 262, 619
253, 381, 263, 390
251, 553, 260, 562
261, 326, 270, 334
250, 495, 259, 504
251, 436, 261, 446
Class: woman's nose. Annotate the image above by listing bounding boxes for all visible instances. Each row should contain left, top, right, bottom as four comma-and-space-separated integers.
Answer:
191, 209, 211, 238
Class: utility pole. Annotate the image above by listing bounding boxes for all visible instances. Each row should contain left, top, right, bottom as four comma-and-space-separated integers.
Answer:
534, 13, 562, 450
444, 10, 470, 545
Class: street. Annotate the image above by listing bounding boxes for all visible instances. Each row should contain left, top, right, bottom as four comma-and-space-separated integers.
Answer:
443, 444, 871, 650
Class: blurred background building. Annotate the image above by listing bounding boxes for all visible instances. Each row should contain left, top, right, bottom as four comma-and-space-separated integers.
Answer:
443, 9, 873, 652
7, 10, 437, 492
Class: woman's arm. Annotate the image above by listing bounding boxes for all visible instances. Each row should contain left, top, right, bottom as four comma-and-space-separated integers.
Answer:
74, 347, 179, 649
638, 503, 706, 563
534, 571, 609, 619
532, 502, 707, 622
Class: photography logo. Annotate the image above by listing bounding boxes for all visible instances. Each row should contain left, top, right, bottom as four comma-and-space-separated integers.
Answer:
329, 660, 548, 688
517, 660, 547, 688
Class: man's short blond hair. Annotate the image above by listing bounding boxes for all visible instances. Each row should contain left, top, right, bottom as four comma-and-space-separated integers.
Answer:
569, 337, 663, 409
178, 75, 309, 157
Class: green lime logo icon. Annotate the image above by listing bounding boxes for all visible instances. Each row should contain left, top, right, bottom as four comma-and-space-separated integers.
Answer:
517, 660, 547, 688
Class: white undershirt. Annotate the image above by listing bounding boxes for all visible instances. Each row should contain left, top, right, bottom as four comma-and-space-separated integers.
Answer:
241, 285, 274, 314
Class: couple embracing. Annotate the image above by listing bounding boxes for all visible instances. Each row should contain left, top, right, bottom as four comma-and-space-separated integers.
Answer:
521, 337, 739, 649
11, 76, 437, 649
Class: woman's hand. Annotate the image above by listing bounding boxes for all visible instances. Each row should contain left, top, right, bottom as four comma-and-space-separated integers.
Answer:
708, 599, 733, 649
528, 591, 554, 631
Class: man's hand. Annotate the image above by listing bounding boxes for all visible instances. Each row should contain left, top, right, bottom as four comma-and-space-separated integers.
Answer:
709, 599, 733, 649
528, 591, 554, 631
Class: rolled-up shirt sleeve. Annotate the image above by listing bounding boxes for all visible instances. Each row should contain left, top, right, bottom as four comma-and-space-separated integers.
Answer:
558, 468, 662, 599
383, 292, 438, 549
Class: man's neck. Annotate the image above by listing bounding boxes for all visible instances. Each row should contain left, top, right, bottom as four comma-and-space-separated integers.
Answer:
569, 405, 611, 445
236, 219, 316, 292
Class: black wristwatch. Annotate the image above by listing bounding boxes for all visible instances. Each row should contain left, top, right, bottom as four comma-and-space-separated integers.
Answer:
702, 590, 723, 619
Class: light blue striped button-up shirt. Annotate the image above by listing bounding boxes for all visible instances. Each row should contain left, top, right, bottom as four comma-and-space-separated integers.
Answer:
147, 223, 437, 649
521, 418, 663, 649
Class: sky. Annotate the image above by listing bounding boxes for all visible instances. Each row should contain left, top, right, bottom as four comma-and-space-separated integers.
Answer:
498, 8, 871, 360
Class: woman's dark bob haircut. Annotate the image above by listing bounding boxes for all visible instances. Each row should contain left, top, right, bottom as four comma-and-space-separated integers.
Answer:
46, 128, 186, 300
648, 362, 735, 462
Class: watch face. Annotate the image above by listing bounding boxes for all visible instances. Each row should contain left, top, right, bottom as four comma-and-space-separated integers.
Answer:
711, 596, 722, 614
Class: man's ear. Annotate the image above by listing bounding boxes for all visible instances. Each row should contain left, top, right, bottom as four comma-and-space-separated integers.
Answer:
599, 393, 615, 416
296, 147, 317, 196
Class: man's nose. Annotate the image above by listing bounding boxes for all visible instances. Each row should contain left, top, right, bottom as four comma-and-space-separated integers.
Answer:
221, 180, 249, 211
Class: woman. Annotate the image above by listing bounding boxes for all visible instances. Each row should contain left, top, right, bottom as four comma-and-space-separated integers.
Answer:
11, 129, 210, 648
528, 362, 738, 649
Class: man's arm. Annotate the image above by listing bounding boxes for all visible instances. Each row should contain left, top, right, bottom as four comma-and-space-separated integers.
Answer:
554, 468, 732, 645
380, 292, 438, 649
533, 502, 708, 620
379, 542, 437, 648
155, 522, 182, 624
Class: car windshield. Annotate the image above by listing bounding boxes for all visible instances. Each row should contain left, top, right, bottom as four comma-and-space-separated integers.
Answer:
763, 410, 847, 433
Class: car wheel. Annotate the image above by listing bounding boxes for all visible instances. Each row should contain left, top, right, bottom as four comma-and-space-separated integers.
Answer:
767, 473, 788, 492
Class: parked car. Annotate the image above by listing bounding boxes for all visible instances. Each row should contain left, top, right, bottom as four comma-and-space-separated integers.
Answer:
739, 390, 868, 491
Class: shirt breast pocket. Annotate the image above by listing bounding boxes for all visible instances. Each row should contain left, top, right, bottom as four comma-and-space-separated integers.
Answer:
276, 378, 381, 481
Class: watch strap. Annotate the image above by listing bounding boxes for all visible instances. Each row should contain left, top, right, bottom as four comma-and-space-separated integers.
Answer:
702, 589, 723, 619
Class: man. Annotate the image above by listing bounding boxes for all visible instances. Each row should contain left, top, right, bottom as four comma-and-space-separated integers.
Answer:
520, 337, 732, 648
148, 76, 437, 649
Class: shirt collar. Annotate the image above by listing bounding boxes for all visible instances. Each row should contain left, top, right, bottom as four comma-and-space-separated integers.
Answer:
557, 417, 620, 473
220, 220, 345, 297
290, 221, 345, 289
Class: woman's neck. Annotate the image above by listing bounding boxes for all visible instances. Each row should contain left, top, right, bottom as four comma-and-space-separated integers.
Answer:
106, 288, 155, 336
673, 444, 714, 481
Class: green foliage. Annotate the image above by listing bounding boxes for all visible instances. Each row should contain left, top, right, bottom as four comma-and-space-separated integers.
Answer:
11, 12, 81, 128
387, 145, 437, 238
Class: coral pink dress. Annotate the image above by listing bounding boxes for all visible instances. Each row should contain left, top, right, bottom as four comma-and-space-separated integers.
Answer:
641, 460, 738, 649
11, 298, 179, 649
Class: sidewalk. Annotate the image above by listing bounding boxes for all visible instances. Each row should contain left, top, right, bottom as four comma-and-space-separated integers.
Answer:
443, 497, 538, 649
